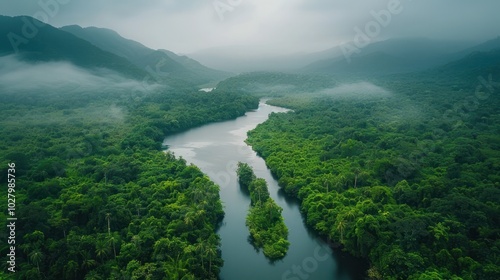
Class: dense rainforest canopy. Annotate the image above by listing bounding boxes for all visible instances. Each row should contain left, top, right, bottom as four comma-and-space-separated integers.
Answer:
1, 10, 499, 280
0, 83, 258, 279
1, 29, 499, 279
242, 71, 500, 279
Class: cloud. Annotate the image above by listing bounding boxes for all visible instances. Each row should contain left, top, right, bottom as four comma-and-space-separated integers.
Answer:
319, 82, 392, 99
0, 0, 499, 54
0, 55, 151, 93
0, 55, 154, 125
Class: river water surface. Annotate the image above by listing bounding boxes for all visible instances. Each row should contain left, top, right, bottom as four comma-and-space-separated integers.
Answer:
163, 101, 363, 280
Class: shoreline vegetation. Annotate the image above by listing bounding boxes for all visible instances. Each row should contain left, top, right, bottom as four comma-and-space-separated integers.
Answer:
244, 76, 500, 279
237, 162, 290, 260
0, 86, 259, 279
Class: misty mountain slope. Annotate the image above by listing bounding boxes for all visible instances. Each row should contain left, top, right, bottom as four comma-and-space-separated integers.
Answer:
301, 51, 407, 76
0, 15, 146, 79
60, 25, 154, 62
60, 25, 231, 85
214, 72, 338, 95
435, 48, 500, 78
453, 36, 500, 58
159, 49, 232, 83
300, 38, 477, 77
190, 38, 475, 73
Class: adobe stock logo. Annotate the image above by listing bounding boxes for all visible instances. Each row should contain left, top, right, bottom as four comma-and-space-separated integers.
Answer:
281, 245, 332, 280
341, 0, 410, 63
213, 0, 243, 21
7, 0, 71, 53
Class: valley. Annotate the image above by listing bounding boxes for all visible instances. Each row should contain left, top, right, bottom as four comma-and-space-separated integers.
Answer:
0, 5, 499, 279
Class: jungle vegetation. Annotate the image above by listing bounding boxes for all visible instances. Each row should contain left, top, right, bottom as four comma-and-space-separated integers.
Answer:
242, 70, 500, 279
0, 83, 258, 279
237, 162, 289, 260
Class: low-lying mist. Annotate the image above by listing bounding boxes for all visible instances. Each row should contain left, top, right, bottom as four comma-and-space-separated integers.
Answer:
0, 56, 161, 125
0, 55, 156, 94
319, 82, 392, 99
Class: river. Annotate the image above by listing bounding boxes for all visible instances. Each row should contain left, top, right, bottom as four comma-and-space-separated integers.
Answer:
163, 101, 364, 280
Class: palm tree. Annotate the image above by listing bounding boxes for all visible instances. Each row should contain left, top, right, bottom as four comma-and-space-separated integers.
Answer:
335, 175, 347, 190
336, 219, 347, 243
107, 234, 117, 259
204, 245, 218, 274
345, 208, 357, 221
266, 201, 280, 223
81, 251, 97, 271
105, 213, 111, 235
64, 260, 79, 279
29, 250, 43, 273
323, 177, 331, 193
166, 256, 190, 279
131, 235, 142, 250
84, 270, 103, 280
95, 239, 109, 262
194, 240, 207, 270
184, 211, 196, 227
191, 186, 205, 203
352, 167, 361, 188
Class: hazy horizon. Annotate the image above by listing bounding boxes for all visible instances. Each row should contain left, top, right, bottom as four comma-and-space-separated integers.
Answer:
1, 0, 500, 56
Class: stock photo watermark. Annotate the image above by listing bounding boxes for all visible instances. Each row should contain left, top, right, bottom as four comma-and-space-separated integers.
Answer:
7, 0, 72, 53
282, 243, 332, 280
6, 163, 17, 273
341, 0, 410, 63
213, 0, 244, 21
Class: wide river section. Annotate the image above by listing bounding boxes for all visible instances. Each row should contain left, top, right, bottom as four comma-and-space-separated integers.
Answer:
163, 101, 364, 280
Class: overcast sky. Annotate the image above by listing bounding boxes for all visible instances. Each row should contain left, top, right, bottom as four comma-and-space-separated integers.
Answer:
1, 0, 499, 54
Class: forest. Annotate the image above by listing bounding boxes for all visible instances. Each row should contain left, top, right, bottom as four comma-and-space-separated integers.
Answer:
244, 71, 500, 279
0, 83, 258, 279
1, 4, 499, 279
237, 162, 289, 260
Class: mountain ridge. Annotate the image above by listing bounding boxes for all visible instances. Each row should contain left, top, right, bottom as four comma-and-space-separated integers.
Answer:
0, 15, 147, 79
60, 25, 231, 85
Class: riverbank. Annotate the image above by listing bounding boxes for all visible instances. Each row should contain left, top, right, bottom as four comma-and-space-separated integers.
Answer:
163, 100, 364, 280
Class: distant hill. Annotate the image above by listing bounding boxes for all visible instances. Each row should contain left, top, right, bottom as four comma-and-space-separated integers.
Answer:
300, 38, 475, 77
60, 25, 231, 85
301, 51, 406, 76
190, 38, 475, 73
0, 15, 146, 79
453, 36, 500, 58
436, 48, 500, 78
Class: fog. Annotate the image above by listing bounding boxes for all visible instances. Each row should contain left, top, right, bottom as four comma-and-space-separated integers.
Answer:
0, 56, 162, 125
1, 0, 499, 55
319, 82, 392, 99
0, 56, 153, 93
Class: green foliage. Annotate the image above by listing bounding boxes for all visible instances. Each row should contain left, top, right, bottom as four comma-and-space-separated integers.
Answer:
237, 163, 290, 260
245, 73, 500, 278
0, 15, 147, 79
0, 78, 258, 279
215, 72, 337, 97
236, 162, 255, 191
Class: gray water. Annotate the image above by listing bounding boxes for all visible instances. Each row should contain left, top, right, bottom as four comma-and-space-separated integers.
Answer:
163, 101, 361, 280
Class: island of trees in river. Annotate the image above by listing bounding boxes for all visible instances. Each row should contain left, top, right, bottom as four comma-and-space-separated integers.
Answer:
237, 162, 289, 260
1, 21, 499, 278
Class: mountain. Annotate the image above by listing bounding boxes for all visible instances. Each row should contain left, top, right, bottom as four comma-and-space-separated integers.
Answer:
436, 48, 500, 78
301, 51, 406, 76
300, 38, 476, 77
60, 25, 231, 85
0, 15, 146, 79
190, 38, 476, 74
452, 36, 500, 60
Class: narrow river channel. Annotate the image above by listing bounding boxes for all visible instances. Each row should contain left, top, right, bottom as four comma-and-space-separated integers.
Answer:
163, 101, 363, 280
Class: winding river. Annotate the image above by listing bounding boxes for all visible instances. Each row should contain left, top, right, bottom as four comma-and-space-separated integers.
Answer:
163, 101, 364, 280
